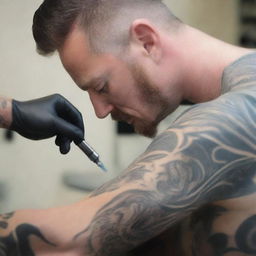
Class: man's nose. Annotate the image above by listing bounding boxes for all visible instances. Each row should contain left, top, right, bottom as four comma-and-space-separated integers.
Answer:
88, 91, 114, 119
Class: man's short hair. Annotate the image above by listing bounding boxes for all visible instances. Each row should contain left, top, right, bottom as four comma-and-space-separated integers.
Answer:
33, 0, 181, 55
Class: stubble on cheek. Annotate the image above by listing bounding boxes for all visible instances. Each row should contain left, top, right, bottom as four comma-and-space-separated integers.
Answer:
110, 61, 172, 138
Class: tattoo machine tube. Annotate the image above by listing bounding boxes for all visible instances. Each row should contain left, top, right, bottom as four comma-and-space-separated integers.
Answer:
76, 140, 107, 172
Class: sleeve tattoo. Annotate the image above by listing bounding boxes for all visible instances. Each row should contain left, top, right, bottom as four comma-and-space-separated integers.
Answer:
190, 204, 256, 255
1, 54, 256, 256
75, 54, 256, 255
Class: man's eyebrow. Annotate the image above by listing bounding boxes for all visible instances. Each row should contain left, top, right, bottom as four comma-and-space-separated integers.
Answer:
80, 77, 102, 91
81, 73, 109, 91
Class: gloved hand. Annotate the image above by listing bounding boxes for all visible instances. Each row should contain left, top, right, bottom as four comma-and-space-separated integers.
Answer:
10, 94, 84, 154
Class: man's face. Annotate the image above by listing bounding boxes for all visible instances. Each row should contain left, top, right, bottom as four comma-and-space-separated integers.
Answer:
59, 27, 172, 137
111, 62, 172, 137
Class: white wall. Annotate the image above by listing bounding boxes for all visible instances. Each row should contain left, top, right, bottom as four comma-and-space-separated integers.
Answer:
0, 0, 116, 212
0, 0, 239, 212
165, 0, 239, 44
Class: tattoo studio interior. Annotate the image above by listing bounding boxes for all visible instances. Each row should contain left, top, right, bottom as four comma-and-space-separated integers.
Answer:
1, 0, 256, 255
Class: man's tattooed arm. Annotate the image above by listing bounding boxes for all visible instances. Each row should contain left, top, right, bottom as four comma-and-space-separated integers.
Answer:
0, 204, 100, 256
71, 54, 256, 255
0, 211, 57, 256
0, 96, 12, 128
2, 54, 256, 256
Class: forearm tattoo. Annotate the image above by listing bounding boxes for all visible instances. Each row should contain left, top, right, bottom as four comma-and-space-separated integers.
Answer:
73, 53, 256, 255
0, 212, 56, 255
0, 98, 8, 128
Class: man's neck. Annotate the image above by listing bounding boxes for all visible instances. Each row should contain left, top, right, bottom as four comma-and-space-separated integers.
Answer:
179, 26, 254, 103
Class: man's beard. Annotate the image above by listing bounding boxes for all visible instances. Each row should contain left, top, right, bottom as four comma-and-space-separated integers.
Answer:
111, 63, 171, 138
111, 109, 158, 137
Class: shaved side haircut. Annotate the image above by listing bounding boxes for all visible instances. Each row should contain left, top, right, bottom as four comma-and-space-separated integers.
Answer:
33, 0, 182, 55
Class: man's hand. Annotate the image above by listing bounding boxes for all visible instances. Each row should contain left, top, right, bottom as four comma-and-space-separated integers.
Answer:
10, 94, 84, 154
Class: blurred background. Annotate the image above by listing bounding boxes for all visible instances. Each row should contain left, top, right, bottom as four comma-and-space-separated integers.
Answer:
0, 0, 255, 212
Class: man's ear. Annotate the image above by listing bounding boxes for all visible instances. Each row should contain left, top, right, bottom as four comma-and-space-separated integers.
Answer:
130, 19, 162, 62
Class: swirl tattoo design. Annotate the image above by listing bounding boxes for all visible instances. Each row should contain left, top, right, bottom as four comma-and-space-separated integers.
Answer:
74, 54, 256, 255
0, 213, 56, 256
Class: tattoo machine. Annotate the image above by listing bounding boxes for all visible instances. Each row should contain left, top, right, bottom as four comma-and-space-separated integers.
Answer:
76, 140, 107, 172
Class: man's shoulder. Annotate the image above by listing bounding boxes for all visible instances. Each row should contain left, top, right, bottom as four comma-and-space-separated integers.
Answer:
221, 51, 256, 94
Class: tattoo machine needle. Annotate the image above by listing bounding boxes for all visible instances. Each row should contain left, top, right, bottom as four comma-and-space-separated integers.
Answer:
76, 140, 107, 172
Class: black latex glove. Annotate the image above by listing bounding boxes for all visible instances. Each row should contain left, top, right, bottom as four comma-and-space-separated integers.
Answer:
10, 94, 84, 154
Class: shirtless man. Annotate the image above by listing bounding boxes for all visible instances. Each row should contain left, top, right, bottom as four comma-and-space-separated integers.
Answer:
0, 0, 255, 255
